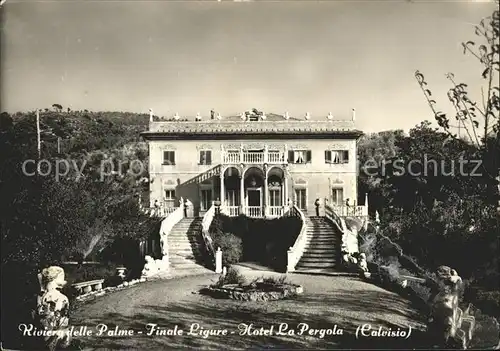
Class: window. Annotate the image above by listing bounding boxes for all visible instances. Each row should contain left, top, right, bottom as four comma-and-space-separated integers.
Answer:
199, 150, 212, 165
163, 151, 176, 165
164, 189, 176, 207
200, 189, 212, 211
325, 150, 349, 164
288, 150, 312, 164
331, 187, 344, 206
295, 188, 307, 210
269, 189, 282, 207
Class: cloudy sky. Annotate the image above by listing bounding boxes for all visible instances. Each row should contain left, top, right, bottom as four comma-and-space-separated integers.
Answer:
1, 0, 496, 132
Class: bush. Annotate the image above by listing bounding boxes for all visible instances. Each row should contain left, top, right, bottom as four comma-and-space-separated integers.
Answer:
209, 213, 303, 271
262, 275, 289, 285
212, 232, 243, 266
466, 289, 500, 320
212, 267, 246, 287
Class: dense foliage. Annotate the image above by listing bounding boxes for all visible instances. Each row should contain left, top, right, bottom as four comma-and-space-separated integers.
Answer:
356, 5, 500, 319
0, 108, 158, 349
209, 213, 303, 271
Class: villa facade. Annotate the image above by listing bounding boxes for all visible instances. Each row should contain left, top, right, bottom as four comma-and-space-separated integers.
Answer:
141, 111, 363, 218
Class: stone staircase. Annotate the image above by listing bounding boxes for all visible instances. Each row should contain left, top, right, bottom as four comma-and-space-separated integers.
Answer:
168, 217, 213, 275
295, 216, 340, 272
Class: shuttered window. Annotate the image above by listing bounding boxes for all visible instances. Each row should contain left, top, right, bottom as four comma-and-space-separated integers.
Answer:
325, 150, 349, 164
163, 151, 176, 165
199, 150, 212, 165
288, 150, 312, 164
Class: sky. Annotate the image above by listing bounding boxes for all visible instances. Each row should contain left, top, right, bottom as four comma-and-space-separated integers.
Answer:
1, 0, 497, 133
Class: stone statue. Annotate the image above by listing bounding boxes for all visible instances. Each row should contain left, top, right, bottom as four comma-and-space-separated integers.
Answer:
195, 113, 202, 121
327, 112, 334, 120
426, 266, 474, 349
305, 112, 310, 120
141, 256, 159, 278
357, 253, 369, 273
216, 113, 222, 120
173, 113, 180, 121
284, 112, 290, 120
33, 266, 71, 350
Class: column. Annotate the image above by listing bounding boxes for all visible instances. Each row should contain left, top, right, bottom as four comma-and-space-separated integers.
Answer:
220, 174, 224, 205
264, 144, 268, 163
240, 144, 244, 164
264, 174, 268, 216
284, 176, 289, 207
239, 175, 244, 215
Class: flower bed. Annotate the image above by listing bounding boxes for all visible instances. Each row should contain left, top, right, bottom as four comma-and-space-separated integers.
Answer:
200, 282, 303, 301
200, 268, 303, 301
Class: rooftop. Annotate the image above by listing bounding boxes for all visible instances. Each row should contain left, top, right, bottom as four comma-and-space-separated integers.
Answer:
142, 112, 362, 138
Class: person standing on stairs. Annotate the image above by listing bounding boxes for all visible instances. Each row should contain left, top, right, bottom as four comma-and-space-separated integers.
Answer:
315, 198, 320, 217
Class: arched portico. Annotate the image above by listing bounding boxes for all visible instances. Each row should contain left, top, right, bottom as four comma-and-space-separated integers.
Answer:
266, 167, 288, 216
219, 164, 289, 218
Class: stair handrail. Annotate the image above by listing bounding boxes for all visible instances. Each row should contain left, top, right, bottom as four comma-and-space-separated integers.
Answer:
286, 205, 307, 272
325, 202, 366, 255
324, 202, 343, 233
159, 197, 185, 256
201, 202, 216, 269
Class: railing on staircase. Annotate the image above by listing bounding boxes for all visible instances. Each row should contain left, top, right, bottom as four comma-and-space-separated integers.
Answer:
286, 205, 307, 272
328, 204, 368, 218
201, 202, 217, 269
183, 164, 222, 185
141, 204, 178, 218
324, 203, 343, 232
159, 197, 185, 258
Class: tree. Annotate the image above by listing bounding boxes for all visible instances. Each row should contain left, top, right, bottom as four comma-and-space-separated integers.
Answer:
415, 2, 499, 148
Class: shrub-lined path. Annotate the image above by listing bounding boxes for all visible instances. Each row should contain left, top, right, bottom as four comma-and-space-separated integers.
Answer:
72, 267, 427, 350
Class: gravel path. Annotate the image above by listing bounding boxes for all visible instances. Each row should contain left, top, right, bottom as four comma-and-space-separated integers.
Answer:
72, 269, 428, 350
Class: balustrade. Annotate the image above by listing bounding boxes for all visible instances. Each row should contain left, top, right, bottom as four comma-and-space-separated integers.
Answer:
245, 206, 262, 218
222, 149, 287, 164
329, 204, 368, 217
267, 206, 284, 217
226, 206, 240, 216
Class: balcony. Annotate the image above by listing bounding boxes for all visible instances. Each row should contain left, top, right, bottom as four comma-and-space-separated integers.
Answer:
221, 205, 285, 218
222, 150, 287, 164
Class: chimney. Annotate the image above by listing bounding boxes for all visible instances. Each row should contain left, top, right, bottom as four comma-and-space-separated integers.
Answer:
352, 108, 356, 122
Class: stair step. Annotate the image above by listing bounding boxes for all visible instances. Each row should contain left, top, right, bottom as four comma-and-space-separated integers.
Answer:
296, 263, 337, 269
306, 244, 337, 247
306, 237, 337, 240
300, 256, 337, 262
302, 252, 337, 257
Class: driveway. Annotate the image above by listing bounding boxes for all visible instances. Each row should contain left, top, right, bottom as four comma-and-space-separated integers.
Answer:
72, 269, 427, 349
